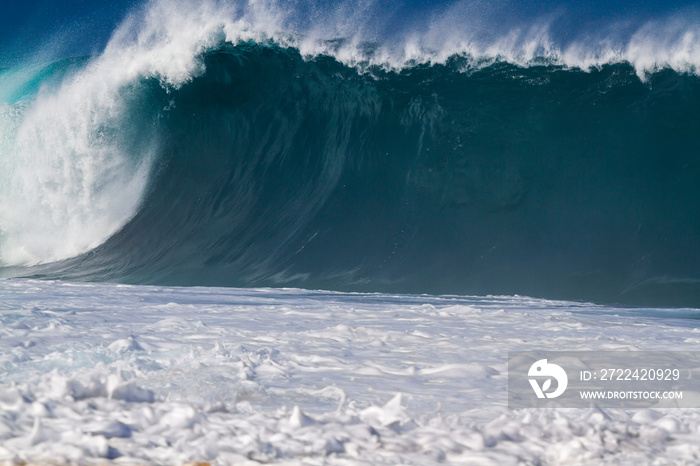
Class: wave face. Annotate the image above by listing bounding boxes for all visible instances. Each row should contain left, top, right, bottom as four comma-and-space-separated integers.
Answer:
2, 0, 700, 306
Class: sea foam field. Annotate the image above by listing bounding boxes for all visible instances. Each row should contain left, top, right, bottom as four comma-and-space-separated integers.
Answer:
2, 278, 700, 464
2, 0, 700, 463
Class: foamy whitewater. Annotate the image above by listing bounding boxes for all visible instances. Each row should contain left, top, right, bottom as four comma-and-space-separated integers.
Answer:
1, 0, 700, 463
1, 278, 700, 464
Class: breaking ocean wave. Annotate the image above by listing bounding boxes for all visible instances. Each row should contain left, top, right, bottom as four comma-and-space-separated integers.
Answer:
1, 0, 700, 306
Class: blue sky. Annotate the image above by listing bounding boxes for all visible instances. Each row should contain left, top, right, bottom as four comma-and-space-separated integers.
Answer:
0, 0, 136, 64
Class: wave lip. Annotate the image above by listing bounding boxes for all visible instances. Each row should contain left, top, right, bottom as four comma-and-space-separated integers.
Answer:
0, 52, 162, 266
0, 1, 247, 267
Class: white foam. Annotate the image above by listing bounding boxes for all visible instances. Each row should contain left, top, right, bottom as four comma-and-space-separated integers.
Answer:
216, 0, 700, 75
1, 279, 700, 463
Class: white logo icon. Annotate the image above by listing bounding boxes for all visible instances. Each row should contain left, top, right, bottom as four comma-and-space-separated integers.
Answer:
528, 359, 568, 399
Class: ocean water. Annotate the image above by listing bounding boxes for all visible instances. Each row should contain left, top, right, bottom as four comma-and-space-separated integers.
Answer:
1, 0, 699, 306
1, 0, 700, 463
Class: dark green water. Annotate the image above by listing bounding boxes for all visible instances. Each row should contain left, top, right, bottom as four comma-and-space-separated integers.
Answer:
4, 43, 700, 306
